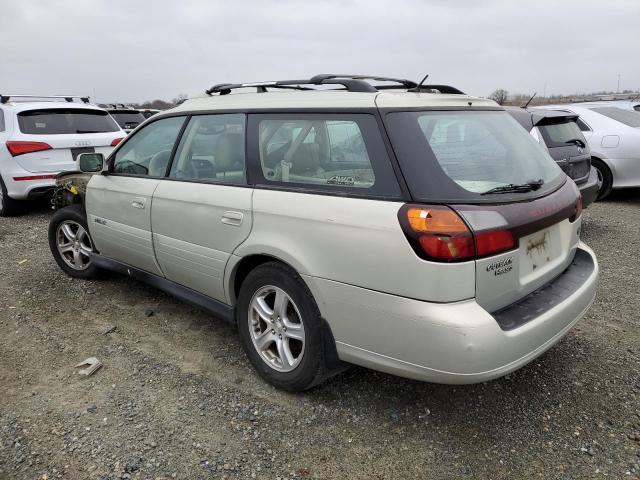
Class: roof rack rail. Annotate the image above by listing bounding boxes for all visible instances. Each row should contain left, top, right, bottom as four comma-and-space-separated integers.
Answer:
308, 74, 418, 89
205, 74, 465, 96
207, 77, 377, 95
0, 94, 91, 104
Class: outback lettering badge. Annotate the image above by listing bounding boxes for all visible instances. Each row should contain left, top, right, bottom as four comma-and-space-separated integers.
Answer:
486, 257, 513, 276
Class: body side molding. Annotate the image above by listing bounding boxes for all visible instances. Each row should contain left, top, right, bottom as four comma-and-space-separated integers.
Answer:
90, 253, 235, 325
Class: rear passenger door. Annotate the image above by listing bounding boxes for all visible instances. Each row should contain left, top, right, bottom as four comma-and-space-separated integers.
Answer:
87, 116, 187, 275
151, 114, 252, 302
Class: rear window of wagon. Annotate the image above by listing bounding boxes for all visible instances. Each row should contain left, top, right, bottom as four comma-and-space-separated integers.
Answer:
385, 110, 564, 203
18, 108, 120, 134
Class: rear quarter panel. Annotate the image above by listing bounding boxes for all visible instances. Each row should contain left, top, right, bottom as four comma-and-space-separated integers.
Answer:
233, 189, 476, 303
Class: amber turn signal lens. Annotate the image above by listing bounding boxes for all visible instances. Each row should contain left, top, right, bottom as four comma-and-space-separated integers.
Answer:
407, 207, 469, 233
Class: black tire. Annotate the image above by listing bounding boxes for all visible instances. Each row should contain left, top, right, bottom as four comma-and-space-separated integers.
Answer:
592, 158, 613, 201
236, 262, 332, 392
0, 176, 22, 217
48, 205, 101, 279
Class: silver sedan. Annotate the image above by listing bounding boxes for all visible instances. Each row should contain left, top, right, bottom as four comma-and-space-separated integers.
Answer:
534, 104, 640, 199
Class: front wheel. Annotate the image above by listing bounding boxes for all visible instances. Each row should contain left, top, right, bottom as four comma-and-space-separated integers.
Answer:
48, 205, 100, 278
237, 262, 330, 391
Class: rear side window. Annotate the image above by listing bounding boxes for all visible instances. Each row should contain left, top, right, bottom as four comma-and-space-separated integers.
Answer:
17, 108, 120, 134
576, 118, 591, 132
169, 114, 246, 184
250, 114, 400, 197
112, 116, 186, 176
0, 109, 4, 132
590, 107, 640, 127
537, 120, 587, 148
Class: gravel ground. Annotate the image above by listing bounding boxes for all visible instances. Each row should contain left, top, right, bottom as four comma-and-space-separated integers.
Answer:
1, 191, 639, 480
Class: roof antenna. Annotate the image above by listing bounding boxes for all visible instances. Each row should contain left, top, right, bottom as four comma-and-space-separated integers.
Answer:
409, 73, 429, 92
522, 92, 537, 109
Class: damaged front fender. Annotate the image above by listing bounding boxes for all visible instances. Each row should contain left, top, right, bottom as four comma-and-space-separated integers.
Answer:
51, 171, 94, 210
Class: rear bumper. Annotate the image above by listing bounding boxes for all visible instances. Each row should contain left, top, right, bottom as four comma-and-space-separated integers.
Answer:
577, 167, 599, 208
307, 242, 598, 384
1, 161, 58, 200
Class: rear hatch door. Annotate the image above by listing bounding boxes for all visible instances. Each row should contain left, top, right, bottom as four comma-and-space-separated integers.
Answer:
456, 181, 582, 313
109, 110, 146, 132
534, 115, 591, 185
383, 108, 582, 312
12, 107, 123, 173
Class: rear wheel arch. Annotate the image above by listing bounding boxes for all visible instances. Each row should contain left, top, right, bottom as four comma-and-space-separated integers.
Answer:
590, 156, 613, 200
229, 254, 344, 376
0, 175, 22, 217
229, 254, 314, 304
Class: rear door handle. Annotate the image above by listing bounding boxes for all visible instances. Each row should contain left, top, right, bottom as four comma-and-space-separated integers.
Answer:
221, 211, 243, 226
131, 197, 146, 209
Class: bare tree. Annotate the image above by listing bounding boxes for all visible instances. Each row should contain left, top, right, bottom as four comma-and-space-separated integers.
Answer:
134, 94, 189, 111
489, 89, 509, 105
136, 99, 173, 110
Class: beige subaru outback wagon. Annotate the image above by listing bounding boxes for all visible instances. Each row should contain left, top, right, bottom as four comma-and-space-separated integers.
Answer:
48, 74, 599, 391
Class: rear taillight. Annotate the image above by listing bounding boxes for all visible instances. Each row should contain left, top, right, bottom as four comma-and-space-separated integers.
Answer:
6, 141, 52, 157
111, 137, 124, 146
399, 204, 515, 262
570, 196, 583, 222
475, 229, 515, 257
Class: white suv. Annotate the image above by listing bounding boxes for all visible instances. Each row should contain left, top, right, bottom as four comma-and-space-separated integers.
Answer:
0, 95, 125, 216
47, 75, 599, 391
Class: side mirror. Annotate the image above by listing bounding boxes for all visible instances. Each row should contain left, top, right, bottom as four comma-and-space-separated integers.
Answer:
77, 153, 104, 173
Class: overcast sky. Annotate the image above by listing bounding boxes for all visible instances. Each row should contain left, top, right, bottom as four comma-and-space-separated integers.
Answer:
1, 0, 638, 103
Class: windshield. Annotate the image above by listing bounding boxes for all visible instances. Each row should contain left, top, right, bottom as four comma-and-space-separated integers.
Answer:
110, 111, 146, 128
385, 110, 564, 202
538, 119, 587, 148
590, 107, 640, 128
17, 108, 120, 134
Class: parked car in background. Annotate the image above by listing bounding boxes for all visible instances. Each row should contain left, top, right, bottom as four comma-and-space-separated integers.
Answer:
533, 104, 640, 200
572, 100, 640, 113
506, 107, 599, 207
103, 105, 146, 134
0, 94, 124, 216
48, 74, 598, 392
139, 109, 161, 119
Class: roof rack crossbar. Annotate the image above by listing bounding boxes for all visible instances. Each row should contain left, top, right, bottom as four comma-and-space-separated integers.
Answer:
0, 94, 90, 104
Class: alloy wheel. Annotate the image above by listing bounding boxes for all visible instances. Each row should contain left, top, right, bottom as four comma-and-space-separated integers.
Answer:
56, 220, 93, 270
248, 285, 306, 372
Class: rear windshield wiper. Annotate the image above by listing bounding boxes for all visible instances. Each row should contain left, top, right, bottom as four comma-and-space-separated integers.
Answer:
564, 138, 586, 148
481, 179, 544, 195
76, 130, 100, 133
